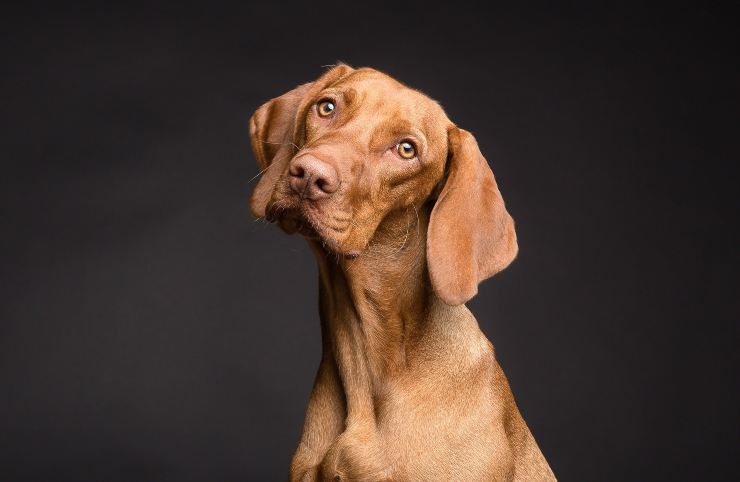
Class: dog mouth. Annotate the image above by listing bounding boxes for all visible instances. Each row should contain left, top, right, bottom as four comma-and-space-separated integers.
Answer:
265, 200, 360, 259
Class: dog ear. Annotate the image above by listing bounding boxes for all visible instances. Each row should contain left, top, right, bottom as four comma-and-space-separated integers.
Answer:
249, 64, 353, 218
427, 127, 518, 306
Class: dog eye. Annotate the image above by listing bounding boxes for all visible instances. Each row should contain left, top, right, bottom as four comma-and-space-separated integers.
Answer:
317, 100, 336, 117
396, 140, 416, 159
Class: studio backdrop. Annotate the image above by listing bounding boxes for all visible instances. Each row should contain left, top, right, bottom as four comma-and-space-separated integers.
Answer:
1, 3, 737, 481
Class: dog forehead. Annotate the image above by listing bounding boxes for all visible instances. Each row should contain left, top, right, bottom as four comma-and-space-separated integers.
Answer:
332, 67, 404, 91
327, 69, 449, 143
335, 69, 441, 112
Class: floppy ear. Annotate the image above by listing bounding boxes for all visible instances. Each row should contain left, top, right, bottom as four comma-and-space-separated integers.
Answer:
249, 64, 353, 218
427, 127, 518, 306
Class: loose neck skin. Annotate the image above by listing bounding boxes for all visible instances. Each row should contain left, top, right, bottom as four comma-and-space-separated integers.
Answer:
309, 203, 434, 425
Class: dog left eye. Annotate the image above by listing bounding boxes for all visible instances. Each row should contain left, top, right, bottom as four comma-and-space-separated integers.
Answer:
317, 100, 336, 117
396, 141, 416, 159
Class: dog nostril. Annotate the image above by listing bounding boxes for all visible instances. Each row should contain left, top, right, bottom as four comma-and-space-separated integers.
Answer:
315, 177, 327, 191
290, 165, 305, 178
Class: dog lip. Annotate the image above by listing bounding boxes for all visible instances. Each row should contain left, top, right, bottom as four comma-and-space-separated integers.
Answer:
268, 199, 355, 256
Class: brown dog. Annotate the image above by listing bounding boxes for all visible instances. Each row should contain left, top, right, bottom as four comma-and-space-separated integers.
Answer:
249, 65, 555, 481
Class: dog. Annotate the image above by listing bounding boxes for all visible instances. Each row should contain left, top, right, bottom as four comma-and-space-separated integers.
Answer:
249, 65, 555, 481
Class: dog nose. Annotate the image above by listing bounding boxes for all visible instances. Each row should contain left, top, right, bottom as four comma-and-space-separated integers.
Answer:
288, 155, 339, 200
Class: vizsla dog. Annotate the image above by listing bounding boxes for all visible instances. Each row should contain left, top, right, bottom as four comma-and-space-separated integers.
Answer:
249, 65, 555, 481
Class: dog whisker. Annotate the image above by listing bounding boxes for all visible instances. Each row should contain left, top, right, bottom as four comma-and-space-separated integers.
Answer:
246, 163, 274, 184
258, 139, 298, 148
389, 207, 412, 256
412, 203, 420, 240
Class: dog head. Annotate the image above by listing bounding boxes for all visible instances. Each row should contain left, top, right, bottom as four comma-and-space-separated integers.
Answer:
249, 65, 517, 305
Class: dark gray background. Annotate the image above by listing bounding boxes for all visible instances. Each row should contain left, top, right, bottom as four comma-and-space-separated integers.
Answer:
1, 2, 737, 481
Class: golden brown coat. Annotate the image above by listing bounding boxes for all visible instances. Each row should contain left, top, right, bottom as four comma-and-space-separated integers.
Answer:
249, 65, 555, 481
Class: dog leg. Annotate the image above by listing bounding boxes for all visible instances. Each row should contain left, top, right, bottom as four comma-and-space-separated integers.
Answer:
290, 358, 346, 482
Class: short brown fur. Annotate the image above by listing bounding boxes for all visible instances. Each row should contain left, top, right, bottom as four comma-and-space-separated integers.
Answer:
249, 65, 555, 481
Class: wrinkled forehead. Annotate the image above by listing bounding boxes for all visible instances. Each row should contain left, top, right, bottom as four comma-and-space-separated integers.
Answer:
322, 68, 450, 143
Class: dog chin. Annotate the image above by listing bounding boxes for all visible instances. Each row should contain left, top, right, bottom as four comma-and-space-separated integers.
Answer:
267, 205, 359, 259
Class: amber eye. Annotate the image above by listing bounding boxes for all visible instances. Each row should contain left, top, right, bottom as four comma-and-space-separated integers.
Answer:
397, 140, 416, 159
317, 100, 336, 117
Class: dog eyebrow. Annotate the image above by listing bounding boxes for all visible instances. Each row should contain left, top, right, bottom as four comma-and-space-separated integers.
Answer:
315, 89, 343, 103
316, 87, 359, 105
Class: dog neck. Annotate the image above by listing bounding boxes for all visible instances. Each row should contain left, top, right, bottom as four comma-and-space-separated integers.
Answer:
309, 204, 435, 423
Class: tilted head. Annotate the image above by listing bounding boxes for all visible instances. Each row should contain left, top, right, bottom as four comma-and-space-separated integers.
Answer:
249, 65, 518, 305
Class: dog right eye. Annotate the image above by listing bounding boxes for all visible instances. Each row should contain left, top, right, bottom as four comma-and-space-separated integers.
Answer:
317, 100, 336, 117
397, 140, 417, 159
